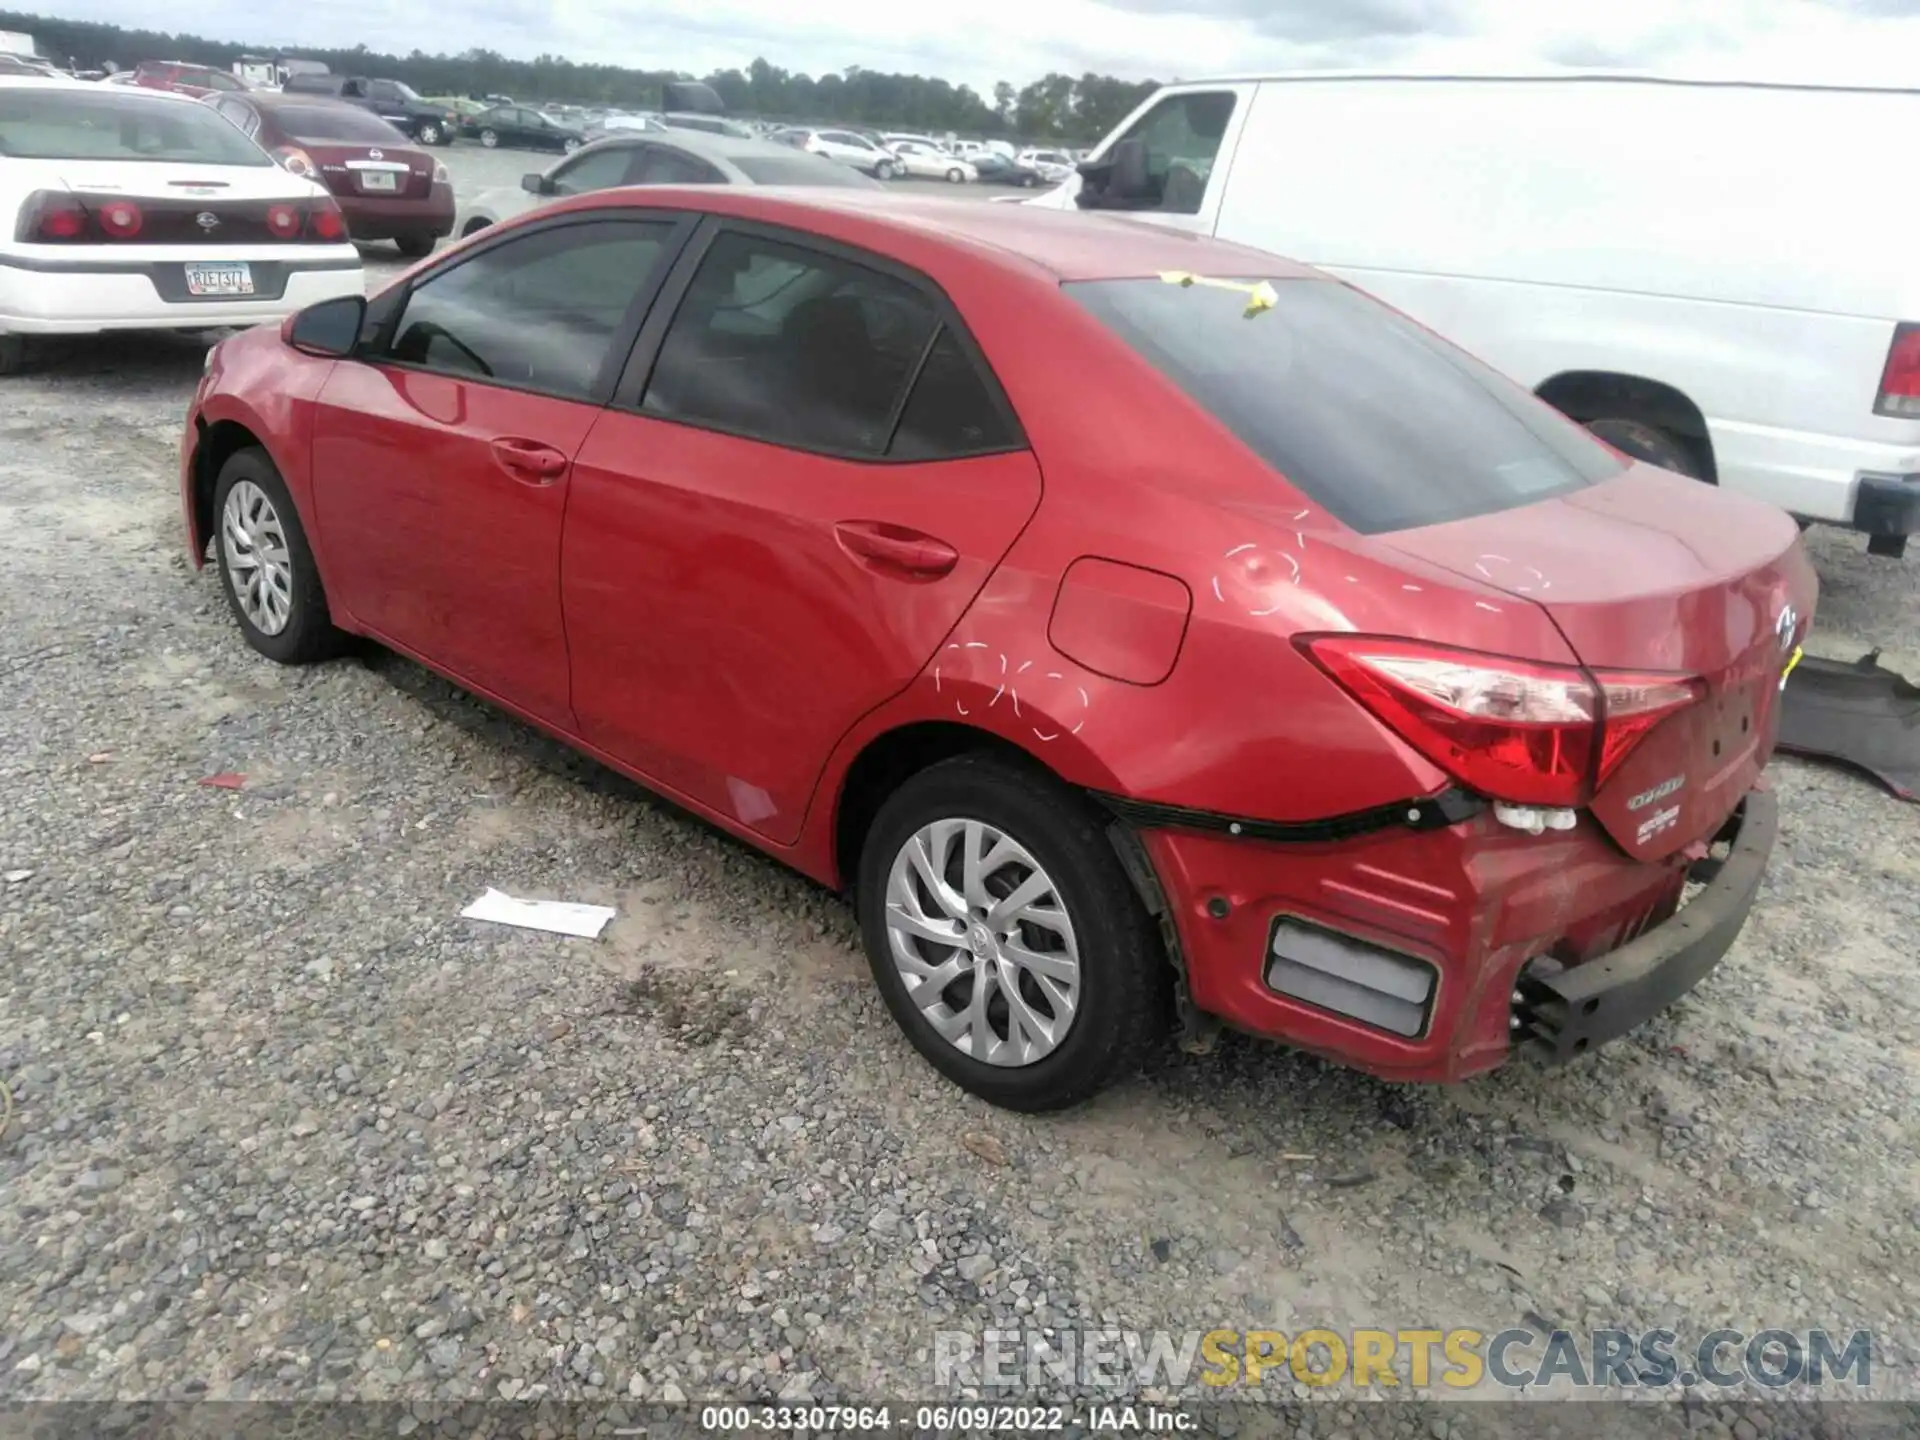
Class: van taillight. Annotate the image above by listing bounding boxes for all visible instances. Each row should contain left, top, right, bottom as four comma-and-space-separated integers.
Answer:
1874, 322, 1920, 417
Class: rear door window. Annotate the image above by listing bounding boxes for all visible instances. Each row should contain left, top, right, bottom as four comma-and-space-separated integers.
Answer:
629, 146, 724, 184
641, 230, 941, 456
1068, 276, 1621, 533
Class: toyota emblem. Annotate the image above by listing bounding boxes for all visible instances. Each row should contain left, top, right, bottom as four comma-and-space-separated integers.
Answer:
368, 147, 383, 160
195, 212, 220, 231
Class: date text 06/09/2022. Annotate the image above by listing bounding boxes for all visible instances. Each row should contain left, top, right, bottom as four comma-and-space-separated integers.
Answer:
697, 1404, 1194, 1432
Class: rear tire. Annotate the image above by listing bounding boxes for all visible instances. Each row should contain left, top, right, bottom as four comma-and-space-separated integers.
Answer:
874, 159, 895, 181
1584, 417, 1707, 480
480, 129, 499, 148
415, 120, 444, 146
1020, 173, 1039, 188
211, 448, 345, 666
394, 234, 436, 258
856, 755, 1167, 1112
562, 137, 582, 153
0, 334, 30, 376
946, 167, 965, 183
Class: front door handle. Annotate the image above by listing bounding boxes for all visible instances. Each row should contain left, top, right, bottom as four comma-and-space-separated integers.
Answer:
834, 520, 959, 579
489, 436, 569, 484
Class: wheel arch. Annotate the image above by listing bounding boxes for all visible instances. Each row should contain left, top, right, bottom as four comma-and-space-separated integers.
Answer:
825, 713, 1121, 895
188, 416, 271, 560
1534, 369, 1717, 482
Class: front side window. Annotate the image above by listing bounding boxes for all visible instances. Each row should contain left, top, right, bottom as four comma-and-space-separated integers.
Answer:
1068, 277, 1621, 533
1101, 91, 1235, 215
642, 231, 943, 456
385, 219, 675, 400
549, 146, 639, 194
0, 89, 272, 164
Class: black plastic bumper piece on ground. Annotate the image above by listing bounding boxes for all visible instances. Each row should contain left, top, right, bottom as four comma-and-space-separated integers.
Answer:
1514, 791, 1777, 1064
1856, 474, 1920, 557
1777, 650, 1920, 801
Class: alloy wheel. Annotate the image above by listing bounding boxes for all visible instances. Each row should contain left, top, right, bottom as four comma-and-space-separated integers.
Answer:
481, 129, 498, 148
884, 817, 1081, 1067
221, 479, 295, 636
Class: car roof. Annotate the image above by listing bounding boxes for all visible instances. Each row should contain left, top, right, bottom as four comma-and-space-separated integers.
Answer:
632, 127, 839, 165
572, 186, 1320, 283
1, 74, 197, 100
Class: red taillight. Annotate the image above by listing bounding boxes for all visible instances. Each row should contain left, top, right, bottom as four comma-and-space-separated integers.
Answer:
1874, 323, 1920, 417
96, 199, 144, 239
265, 203, 302, 239
1302, 636, 1701, 808
307, 199, 347, 242
15, 191, 88, 243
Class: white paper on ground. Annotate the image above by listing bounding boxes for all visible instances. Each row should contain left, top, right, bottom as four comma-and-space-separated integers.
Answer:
460, 887, 616, 940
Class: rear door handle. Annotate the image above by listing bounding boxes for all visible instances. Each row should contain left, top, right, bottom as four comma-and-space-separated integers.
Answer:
489, 437, 569, 484
834, 520, 959, 579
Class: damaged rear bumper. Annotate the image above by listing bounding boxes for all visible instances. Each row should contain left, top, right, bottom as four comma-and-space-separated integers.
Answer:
1513, 791, 1777, 1062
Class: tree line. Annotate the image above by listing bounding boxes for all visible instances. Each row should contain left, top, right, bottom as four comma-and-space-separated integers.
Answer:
0, 12, 1160, 141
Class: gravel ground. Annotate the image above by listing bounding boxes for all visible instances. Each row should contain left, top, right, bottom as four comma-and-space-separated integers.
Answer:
2, 189, 1919, 1431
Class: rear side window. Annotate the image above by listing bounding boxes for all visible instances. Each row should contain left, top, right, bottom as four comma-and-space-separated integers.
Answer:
642, 232, 937, 455
732, 155, 878, 187
386, 219, 675, 400
1068, 277, 1621, 533
889, 329, 1018, 460
0, 89, 271, 164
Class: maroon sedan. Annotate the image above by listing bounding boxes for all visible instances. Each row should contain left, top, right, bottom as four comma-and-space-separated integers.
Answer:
203, 93, 453, 257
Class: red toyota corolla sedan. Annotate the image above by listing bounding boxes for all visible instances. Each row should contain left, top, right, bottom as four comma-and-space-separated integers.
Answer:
178, 189, 1816, 1112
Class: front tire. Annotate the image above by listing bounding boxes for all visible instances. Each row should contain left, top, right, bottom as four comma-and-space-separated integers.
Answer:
480, 128, 499, 148
562, 137, 582, 153
211, 448, 343, 666
1019, 173, 1039, 188
873, 159, 895, 181
946, 167, 965, 183
856, 755, 1167, 1112
1584, 417, 1707, 481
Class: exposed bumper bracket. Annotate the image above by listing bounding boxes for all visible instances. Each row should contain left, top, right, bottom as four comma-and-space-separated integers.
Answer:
1513, 792, 1777, 1063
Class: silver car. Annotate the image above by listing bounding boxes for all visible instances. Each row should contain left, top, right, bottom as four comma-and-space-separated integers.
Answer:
454, 127, 882, 237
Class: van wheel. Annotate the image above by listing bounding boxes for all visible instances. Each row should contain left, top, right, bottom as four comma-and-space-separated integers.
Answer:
1584, 417, 1707, 481
856, 755, 1167, 1112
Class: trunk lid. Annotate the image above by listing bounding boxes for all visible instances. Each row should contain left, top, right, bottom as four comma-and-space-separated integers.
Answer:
1385, 464, 1817, 860
32, 158, 312, 204
308, 143, 435, 201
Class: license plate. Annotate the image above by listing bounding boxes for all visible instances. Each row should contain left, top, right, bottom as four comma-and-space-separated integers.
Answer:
184, 262, 253, 297
360, 170, 398, 192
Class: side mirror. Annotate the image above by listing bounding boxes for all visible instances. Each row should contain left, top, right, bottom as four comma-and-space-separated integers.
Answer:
282, 294, 366, 358
521, 172, 552, 195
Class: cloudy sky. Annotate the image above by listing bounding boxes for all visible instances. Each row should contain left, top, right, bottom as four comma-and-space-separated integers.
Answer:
51, 0, 1920, 94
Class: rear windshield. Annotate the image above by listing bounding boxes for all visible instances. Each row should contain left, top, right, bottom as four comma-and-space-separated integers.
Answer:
733, 155, 879, 187
0, 88, 271, 165
272, 103, 407, 143
1068, 277, 1621, 534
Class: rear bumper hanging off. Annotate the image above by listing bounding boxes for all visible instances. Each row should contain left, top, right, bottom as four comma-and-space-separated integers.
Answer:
1513, 791, 1777, 1063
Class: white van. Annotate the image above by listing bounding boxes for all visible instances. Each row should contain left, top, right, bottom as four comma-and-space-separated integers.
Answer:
1027, 73, 1920, 558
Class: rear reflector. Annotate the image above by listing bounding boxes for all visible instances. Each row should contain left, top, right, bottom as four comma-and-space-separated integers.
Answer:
1266, 919, 1435, 1038
1302, 635, 1701, 808
1874, 322, 1920, 418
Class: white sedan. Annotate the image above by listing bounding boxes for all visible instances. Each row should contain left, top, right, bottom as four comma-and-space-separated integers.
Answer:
0, 77, 363, 374
885, 140, 977, 183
